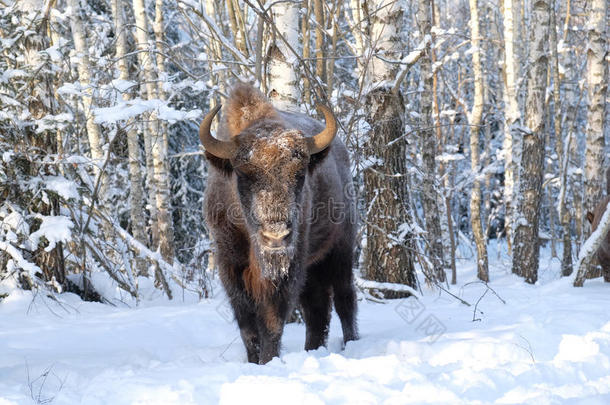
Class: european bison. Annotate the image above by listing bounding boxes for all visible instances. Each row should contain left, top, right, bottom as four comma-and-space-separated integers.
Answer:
586, 196, 610, 282
200, 84, 358, 364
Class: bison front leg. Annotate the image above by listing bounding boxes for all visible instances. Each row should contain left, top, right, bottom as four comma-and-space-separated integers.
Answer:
229, 294, 261, 364
257, 296, 290, 364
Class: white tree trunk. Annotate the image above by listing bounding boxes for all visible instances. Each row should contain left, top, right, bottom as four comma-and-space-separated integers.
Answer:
583, 0, 608, 222
267, 1, 301, 111
361, 0, 417, 291
574, 200, 610, 287
131, 0, 173, 297
68, 0, 104, 171
549, 0, 572, 276
417, 0, 446, 283
468, 0, 489, 282
132, 0, 160, 250
512, 0, 551, 284
501, 0, 521, 253
112, 0, 148, 277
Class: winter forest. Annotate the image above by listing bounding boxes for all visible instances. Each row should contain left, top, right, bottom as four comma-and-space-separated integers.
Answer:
1, 0, 609, 403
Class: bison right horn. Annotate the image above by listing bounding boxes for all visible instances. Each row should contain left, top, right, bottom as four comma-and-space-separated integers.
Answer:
307, 105, 337, 154
199, 105, 238, 159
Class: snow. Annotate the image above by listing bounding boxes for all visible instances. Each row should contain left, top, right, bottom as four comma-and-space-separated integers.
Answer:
28, 215, 74, 252
44, 176, 79, 201
1, 246, 610, 404
111, 79, 137, 93
93, 99, 201, 124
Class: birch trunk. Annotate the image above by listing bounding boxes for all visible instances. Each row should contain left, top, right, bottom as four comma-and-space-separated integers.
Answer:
549, 0, 572, 276
132, 0, 172, 297
468, 0, 488, 282
68, 0, 104, 172
362, 0, 417, 292
132, 0, 159, 250
512, 0, 551, 284
501, 0, 521, 253
226, 0, 248, 56
417, 0, 445, 283
314, 0, 326, 86
151, 0, 175, 264
583, 0, 608, 229
112, 0, 148, 277
326, 1, 340, 98
574, 201, 610, 287
266, 1, 301, 110
302, 0, 311, 101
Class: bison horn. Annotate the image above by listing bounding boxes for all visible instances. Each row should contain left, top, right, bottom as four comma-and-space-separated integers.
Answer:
199, 105, 237, 159
307, 105, 337, 154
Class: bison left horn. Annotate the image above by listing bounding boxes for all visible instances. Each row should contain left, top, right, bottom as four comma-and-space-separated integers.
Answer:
199, 105, 237, 159
307, 105, 337, 154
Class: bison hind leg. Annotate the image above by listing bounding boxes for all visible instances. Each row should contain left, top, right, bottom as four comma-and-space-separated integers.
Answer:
300, 266, 333, 351
602, 263, 610, 283
329, 248, 359, 345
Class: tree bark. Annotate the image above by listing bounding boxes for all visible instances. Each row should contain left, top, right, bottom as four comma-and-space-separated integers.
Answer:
112, 0, 148, 277
266, 0, 301, 110
417, 0, 446, 283
501, 0, 521, 254
468, 0, 488, 282
131, 0, 173, 296
314, 0, 326, 87
583, 0, 608, 229
549, 0, 572, 276
512, 0, 551, 284
362, 0, 417, 293
68, 0, 105, 173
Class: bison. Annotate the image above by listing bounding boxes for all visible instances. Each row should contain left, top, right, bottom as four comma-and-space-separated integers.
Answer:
200, 84, 358, 364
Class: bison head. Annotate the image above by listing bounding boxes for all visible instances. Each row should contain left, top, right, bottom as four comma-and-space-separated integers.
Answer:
199, 103, 337, 279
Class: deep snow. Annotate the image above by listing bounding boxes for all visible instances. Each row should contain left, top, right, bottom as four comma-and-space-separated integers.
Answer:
1, 244, 610, 405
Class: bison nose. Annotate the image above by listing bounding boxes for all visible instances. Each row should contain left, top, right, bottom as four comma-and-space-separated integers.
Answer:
260, 227, 291, 248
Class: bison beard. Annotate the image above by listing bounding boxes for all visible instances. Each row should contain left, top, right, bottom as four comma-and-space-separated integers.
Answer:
201, 83, 358, 364
257, 245, 293, 279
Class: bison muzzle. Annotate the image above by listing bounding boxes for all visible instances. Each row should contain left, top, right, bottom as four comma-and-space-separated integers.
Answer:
201, 84, 358, 364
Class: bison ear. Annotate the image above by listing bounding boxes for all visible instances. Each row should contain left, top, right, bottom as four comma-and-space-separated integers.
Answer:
308, 145, 331, 173
205, 151, 233, 176
586, 211, 595, 224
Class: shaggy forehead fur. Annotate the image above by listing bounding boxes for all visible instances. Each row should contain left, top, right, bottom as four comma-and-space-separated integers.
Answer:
220, 83, 310, 175
234, 129, 309, 175
224, 83, 279, 138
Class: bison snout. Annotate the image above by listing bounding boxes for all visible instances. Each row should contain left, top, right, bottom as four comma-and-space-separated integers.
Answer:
260, 227, 291, 249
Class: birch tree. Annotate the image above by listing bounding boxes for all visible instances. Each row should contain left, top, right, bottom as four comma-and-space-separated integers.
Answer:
112, 0, 148, 277
512, 0, 551, 284
132, 0, 160, 248
68, 0, 104, 174
267, 1, 301, 110
501, 0, 521, 253
417, 0, 446, 283
361, 0, 417, 291
549, 0, 572, 276
132, 0, 173, 296
468, 0, 488, 282
583, 0, 608, 230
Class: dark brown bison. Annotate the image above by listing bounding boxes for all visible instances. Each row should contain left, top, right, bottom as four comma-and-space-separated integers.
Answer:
200, 84, 358, 364
586, 196, 610, 282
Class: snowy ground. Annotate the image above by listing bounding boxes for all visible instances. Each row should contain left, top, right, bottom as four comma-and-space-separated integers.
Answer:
1, 244, 610, 405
